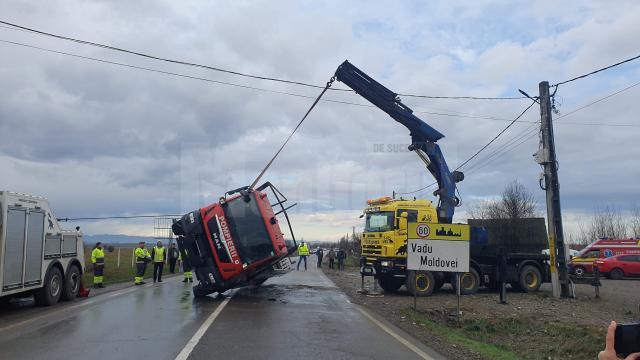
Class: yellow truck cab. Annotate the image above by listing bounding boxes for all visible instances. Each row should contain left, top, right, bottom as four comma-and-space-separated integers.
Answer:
361, 196, 461, 295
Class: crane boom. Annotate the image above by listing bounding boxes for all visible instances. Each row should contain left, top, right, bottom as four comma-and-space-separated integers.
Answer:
334, 60, 463, 223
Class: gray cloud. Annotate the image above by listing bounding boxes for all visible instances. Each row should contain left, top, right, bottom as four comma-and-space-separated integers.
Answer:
1, 0, 639, 240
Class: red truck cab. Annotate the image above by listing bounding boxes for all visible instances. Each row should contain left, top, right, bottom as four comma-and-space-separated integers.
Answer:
172, 182, 297, 297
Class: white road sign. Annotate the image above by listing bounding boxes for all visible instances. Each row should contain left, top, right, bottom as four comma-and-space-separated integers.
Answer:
407, 239, 469, 273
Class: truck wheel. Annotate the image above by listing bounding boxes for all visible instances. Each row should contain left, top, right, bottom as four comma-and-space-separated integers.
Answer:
406, 271, 435, 297
518, 265, 542, 292
453, 268, 480, 295
573, 266, 585, 277
610, 268, 624, 280
35, 267, 63, 306
61, 265, 81, 301
378, 276, 404, 293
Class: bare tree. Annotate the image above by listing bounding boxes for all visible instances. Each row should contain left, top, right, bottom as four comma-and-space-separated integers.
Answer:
631, 206, 640, 238
579, 206, 628, 241
468, 180, 538, 220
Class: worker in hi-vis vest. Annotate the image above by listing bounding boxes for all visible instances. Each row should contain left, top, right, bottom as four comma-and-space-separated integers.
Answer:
151, 241, 167, 283
134, 241, 151, 285
91, 242, 105, 288
296, 241, 310, 271
177, 237, 194, 283
179, 252, 193, 283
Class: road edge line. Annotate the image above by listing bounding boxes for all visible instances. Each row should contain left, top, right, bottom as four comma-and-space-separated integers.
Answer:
174, 294, 233, 360
354, 305, 438, 360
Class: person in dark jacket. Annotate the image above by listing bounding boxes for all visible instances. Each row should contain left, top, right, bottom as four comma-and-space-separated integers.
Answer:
168, 242, 180, 273
315, 247, 324, 268
328, 248, 336, 269
337, 248, 346, 271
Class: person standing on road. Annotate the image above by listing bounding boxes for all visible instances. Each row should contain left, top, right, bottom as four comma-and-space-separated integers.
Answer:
315, 247, 324, 268
328, 248, 336, 269
177, 237, 193, 283
296, 241, 310, 271
151, 241, 166, 283
91, 242, 105, 288
337, 248, 346, 271
168, 242, 180, 274
134, 241, 151, 285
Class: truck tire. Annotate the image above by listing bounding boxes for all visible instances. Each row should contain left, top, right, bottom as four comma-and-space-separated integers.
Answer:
518, 265, 542, 292
378, 276, 404, 293
406, 270, 435, 297
453, 268, 480, 295
61, 265, 81, 301
610, 268, 624, 280
35, 267, 63, 306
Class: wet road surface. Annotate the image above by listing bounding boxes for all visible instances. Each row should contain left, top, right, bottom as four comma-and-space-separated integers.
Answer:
0, 258, 442, 360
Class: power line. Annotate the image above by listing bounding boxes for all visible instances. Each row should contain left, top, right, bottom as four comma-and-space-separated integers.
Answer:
58, 214, 183, 222
399, 94, 525, 100
396, 101, 536, 196
5, 38, 637, 128
0, 39, 526, 121
552, 53, 640, 87
556, 80, 640, 120
0, 19, 340, 91
463, 79, 640, 175
455, 100, 537, 171
0, 19, 526, 101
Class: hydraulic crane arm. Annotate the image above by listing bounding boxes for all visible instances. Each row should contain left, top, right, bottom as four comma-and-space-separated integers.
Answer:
334, 60, 463, 223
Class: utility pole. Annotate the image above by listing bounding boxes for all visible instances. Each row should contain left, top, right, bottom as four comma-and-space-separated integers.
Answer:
536, 81, 571, 298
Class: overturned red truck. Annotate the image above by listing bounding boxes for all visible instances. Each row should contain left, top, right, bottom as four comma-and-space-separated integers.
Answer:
172, 182, 297, 297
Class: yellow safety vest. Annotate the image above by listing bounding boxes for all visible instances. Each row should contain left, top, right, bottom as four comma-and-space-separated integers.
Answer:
298, 244, 310, 256
153, 246, 165, 263
91, 248, 105, 264
135, 247, 150, 263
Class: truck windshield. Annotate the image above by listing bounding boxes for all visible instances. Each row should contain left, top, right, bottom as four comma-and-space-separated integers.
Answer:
365, 211, 394, 232
224, 194, 274, 264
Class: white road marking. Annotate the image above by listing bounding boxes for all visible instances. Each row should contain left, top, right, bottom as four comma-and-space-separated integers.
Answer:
175, 294, 233, 360
355, 306, 435, 360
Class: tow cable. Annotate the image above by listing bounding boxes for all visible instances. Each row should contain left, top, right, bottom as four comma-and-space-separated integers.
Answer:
249, 76, 335, 189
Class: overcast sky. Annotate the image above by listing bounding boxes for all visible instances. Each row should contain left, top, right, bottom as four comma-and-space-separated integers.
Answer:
1, 1, 639, 241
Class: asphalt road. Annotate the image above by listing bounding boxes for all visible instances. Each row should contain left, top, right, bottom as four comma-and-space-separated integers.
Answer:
0, 257, 442, 360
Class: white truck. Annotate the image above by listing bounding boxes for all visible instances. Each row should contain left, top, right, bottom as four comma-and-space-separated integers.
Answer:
0, 191, 85, 306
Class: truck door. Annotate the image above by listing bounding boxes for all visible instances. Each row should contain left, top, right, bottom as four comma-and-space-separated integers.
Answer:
396, 209, 417, 254
631, 255, 640, 275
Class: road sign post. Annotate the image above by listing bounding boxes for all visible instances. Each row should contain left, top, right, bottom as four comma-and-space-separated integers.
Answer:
407, 223, 470, 314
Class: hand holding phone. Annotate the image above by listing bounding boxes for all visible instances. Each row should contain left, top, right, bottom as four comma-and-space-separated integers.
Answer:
599, 321, 640, 360
615, 322, 640, 358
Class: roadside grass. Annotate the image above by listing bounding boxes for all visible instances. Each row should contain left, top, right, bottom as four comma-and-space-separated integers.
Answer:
82, 246, 177, 286
403, 308, 602, 359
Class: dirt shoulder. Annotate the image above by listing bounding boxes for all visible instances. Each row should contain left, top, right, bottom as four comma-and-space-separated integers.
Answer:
324, 266, 640, 360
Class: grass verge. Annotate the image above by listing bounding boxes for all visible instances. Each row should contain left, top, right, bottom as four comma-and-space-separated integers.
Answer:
402, 308, 602, 359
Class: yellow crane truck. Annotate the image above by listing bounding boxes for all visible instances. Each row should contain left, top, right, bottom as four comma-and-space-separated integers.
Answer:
361, 196, 550, 296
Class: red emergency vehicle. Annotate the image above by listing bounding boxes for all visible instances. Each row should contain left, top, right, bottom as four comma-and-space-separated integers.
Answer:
569, 238, 640, 277
172, 182, 298, 297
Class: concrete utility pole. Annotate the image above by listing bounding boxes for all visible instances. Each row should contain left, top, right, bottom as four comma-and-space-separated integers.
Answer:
536, 81, 571, 298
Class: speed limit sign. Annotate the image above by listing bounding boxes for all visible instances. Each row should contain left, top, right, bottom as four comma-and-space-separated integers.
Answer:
416, 224, 430, 238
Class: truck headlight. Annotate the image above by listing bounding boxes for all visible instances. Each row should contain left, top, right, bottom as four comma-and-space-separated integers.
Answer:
381, 261, 393, 267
